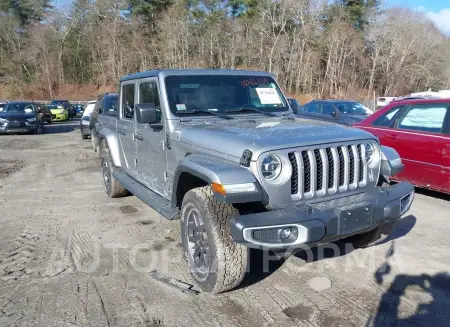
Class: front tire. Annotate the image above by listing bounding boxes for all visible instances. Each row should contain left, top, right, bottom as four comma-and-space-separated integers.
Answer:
180, 186, 248, 293
350, 221, 396, 248
100, 140, 128, 198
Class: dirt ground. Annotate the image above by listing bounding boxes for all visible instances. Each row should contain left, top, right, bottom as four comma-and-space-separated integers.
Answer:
1, 120, 449, 327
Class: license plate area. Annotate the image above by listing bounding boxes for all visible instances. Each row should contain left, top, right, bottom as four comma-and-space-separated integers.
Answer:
9, 121, 20, 127
340, 205, 373, 235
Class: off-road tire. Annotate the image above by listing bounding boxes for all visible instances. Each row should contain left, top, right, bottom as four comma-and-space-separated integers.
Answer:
100, 140, 128, 198
351, 221, 396, 248
180, 186, 248, 293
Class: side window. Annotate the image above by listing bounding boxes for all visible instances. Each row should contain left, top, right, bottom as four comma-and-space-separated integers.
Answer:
321, 103, 335, 115
140, 82, 161, 122
306, 103, 321, 113
97, 97, 104, 114
397, 104, 448, 134
372, 105, 405, 127
104, 96, 118, 115
122, 84, 135, 119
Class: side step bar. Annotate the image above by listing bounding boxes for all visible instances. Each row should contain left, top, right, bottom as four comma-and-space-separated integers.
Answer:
113, 171, 179, 220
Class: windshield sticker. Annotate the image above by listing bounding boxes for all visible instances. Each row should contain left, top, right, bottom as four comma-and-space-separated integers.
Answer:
180, 84, 200, 89
256, 122, 280, 128
176, 104, 187, 111
256, 88, 282, 105
240, 78, 269, 88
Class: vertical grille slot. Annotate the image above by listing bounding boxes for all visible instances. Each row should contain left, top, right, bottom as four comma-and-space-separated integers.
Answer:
347, 145, 355, 185
326, 148, 334, 189
288, 153, 298, 195
314, 149, 323, 191
357, 145, 364, 182
337, 147, 345, 186
302, 151, 311, 193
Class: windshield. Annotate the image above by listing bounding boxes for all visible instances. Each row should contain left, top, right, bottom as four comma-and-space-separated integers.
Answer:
165, 75, 288, 116
83, 103, 96, 116
46, 105, 62, 110
334, 102, 372, 115
4, 103, 35, 113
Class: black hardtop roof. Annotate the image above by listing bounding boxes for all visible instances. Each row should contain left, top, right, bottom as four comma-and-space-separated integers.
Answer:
120, 69, 274, 83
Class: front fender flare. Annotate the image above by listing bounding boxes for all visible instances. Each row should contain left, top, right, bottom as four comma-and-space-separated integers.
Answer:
98, 128, 122, 168
173, 154, 262, 204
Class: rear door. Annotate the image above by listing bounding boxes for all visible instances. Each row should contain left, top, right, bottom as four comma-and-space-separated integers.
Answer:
135, 78, 167, 196
117, 82, 138, 177
392, 102, 449, 191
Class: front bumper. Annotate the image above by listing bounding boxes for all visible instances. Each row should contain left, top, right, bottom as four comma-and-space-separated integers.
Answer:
230, 182, 414, 249
0, 122, 37, 133
52, 114, 67, 121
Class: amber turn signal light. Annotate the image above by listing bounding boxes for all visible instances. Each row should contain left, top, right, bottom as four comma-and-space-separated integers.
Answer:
211, 182, 226, 195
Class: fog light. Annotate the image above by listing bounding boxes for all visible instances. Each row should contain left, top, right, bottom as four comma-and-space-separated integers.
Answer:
280, 228, 292, 239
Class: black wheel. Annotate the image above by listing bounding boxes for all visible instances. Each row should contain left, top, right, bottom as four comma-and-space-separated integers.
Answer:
34, 123, 44, 134
180, 186, 248, 293
100, 140, 128, 198
48, 117, 53, 124
350, 221, 396, 248
81, 133, 88, 140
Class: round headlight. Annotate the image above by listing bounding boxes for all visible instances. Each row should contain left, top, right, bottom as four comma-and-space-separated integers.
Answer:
366, 143, 380, 168
261, 154, 282, 181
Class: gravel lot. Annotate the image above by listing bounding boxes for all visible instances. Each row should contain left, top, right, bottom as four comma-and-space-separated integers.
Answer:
1, 120, 449, 327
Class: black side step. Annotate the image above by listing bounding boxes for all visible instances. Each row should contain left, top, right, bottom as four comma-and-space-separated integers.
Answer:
113, 171, 179, 220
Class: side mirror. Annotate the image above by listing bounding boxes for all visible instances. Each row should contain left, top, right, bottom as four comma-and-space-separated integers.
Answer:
331, 111, 337, 117
288, 98, 299, 114
135, 103, 159, 125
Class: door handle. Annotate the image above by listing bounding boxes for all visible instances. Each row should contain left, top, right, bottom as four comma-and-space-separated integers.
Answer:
118, 129, 126, 135
134, 133, 144, 141
385, 134, 398, 140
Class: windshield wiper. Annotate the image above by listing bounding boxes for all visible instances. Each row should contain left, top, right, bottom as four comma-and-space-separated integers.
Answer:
177, 109, 233, 120
225, 107, 277, 117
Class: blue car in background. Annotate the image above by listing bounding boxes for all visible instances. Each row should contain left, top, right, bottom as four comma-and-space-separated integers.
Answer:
73, 104, 84, 117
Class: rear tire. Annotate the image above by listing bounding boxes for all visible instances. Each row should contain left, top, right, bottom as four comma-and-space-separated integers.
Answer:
180, 186, 248, 293
100, 140, 128, 198
350, 221, 396, 248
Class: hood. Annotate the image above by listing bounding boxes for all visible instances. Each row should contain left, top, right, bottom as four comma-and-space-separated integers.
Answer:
0, 112, 36, 121
174, 117, 377, 160
50, 108, 65, 114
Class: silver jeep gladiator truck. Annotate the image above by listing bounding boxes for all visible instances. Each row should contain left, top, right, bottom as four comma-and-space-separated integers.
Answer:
96, 69, 414, 293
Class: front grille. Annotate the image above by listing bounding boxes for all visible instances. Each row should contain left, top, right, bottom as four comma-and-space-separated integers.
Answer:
288, 153, 298, 194
302, 151, 311, 193
290, 143, 368, 199
326, 148, 334, 189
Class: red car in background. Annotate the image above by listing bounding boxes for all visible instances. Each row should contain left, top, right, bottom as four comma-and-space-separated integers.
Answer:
354, 99, 450, 194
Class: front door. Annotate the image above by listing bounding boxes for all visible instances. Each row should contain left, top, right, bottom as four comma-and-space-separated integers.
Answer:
118, 82, 138, 177
135, 78, 167, 196
393, 102, 449, 190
